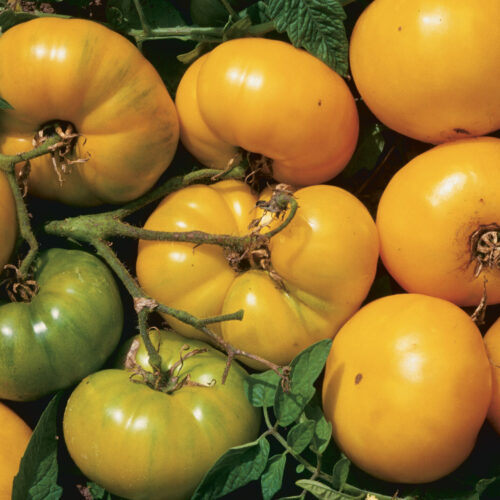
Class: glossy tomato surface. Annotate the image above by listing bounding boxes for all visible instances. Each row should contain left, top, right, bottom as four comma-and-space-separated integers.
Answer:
350, 0, 500, 143
0, 403, 31, 500
175, 38, 359, 186
0, 172, 16, 269
136, 180, 379, 368
0, 248, 123, 401
376, 137, 500, 306
322, 293, 492, 484
63, 330, 261, 500
0, 17, 179, 205
484, 317, 500, 435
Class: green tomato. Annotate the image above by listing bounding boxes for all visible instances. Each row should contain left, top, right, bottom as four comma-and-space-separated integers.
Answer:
63, 330, 261, 500
0, 248, 123, 401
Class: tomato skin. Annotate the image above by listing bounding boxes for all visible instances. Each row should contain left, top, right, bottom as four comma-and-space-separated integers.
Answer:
376, 137, 500, 306
350, 0, 500, 144
484, 317, 500, 435
175, 38, 359, 186
0, 248, 123, 401
322, 293, 492, 484
0, 172, 16, 270
0, 403, 31, 500
63, 330, 261, 500
0, 17, 179, 205
136, 180, 379, 368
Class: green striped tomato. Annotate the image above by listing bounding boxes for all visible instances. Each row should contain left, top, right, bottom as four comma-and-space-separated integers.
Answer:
0, 248, 123, 401
63, 330, 261, 500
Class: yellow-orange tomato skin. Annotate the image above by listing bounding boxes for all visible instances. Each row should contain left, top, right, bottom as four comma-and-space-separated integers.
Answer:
0, 403, 32, 499
136, 180, 378, 368
322, 293, 492, 484
376, 137, 500, 306
0, 17, 179, 205
484, 317, 500, 435
175, 38, 359, 186
350, 0, 500, 144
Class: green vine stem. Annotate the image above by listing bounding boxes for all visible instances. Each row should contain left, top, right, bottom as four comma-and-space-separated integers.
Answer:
0, 134, 64, 278
43, 169, 297, 383
262, 407, 402, 500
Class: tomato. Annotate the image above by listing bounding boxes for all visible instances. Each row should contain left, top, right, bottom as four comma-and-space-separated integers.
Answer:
0, 172, 16, 270
350, 0, 500, 144
136, 180, 379, 368
0, 248, 123, 401
63, 329, 261, 500
376, 137, 500, 307
0, 403, 31, 500
175, 38, 359, 186
484, 316, 500, 435
0, 17, 179, 205
322, 293, 492, 484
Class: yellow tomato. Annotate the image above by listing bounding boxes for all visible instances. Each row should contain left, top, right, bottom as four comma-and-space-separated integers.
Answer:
175, 38, 359, 186
136, 180, 378, 368
376, 137, 500, 306
322, 293, 492, 484
0, 172, 16, 269
0, 18, 179, 205
484, 316, 500, 435
350, 0, 500, 144
0, 403, 32, 499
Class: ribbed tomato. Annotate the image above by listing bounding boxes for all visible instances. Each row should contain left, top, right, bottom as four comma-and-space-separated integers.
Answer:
175, 38, 359, 186
0, 17, 179, 205
136, 180, 379, 368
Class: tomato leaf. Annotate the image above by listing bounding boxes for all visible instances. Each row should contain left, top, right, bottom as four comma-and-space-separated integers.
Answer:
267, 0, 349, 76
295, 479, 358, 499
261, 453, 287, 500
192, 436, 271, 499
331, 455, 350, 491
287, 420, 316, 454
303, 395, 333, 454
12, 393, 63, 500
274, 339, 332, 426
0, 96, 13, 110
244, 370, 281, 407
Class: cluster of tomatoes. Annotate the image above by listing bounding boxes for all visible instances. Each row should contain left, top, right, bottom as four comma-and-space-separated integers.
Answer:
0, 0, 498, 498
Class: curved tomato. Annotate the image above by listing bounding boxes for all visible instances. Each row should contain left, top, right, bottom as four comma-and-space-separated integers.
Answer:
350, 0, 500, 144
0, 248, 123, 401
376, 137, 500, 306
322, 293, 492, 484
175, 38, 359, 186
0, 403, 31, 500
63, 330, 261, 500
0, 17, 179, 205
136, 180, 379, 368
484, 317, 500, 435
0, 172, 16, 270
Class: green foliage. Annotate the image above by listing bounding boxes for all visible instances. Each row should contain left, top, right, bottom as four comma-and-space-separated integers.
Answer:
267, 0, 349, 75
192, 437, 271, 499
12, 394, 63, 500
261, 453, 287, 500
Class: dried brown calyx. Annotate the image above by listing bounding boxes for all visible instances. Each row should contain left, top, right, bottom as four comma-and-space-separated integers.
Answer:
470, 223, 500, 277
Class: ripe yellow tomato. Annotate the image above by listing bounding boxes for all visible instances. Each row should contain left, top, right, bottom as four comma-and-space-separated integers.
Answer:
136, 180, 378, 368
0, 18, 179, 205
322, 293, 492, 484
0, 172, 16, 269
350, 0, 500, 144
0, 403, 32, 499
175, 38, 359, 186
484, 317, 500, 435
376, 137, 500, 306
